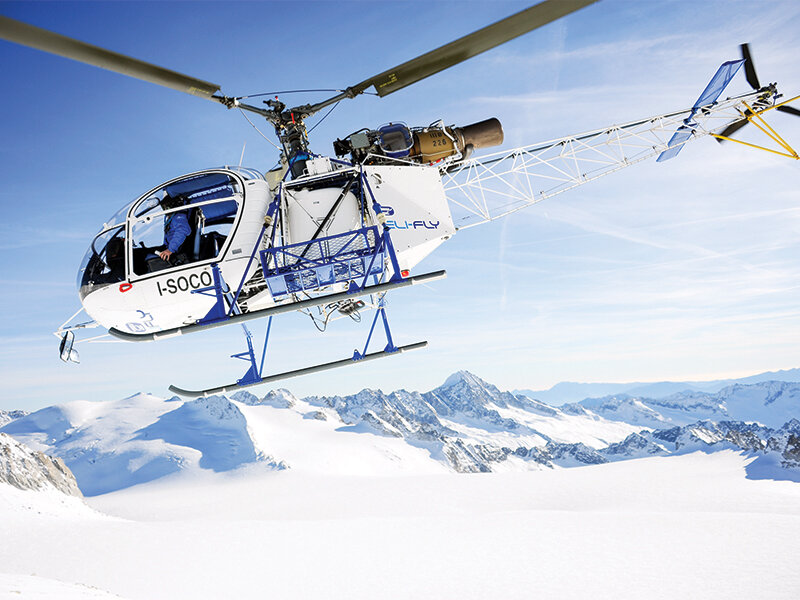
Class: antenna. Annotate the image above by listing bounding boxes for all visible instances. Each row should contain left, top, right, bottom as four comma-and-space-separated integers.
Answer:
238, 142, 246, 168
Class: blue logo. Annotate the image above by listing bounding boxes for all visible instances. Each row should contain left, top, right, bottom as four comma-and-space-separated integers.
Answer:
378, 204, 439, 230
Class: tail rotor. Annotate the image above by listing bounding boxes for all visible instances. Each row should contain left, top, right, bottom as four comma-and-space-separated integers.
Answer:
717, 43, 800, 142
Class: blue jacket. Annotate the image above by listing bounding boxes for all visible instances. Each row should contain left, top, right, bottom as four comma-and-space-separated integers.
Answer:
165, 211, 192, 253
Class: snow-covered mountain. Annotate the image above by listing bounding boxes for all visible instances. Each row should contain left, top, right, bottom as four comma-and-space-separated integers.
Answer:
598, 419, 800, 481
1, 372, 644, 493
609, 418, 798, 458
0, 409, 28, 428
564, 381, 800, 429
1, 432, 81, 496
517, 368, 800, 405
1, 393, 286, 495
495, 420, 800, 478
2, 372, 799, 495
302, 370, 644, 472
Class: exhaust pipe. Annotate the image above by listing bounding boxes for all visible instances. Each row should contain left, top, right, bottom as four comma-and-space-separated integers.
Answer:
413, 117, 504, 162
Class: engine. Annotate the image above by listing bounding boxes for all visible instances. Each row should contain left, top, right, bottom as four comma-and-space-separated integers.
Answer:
333, 118, 504, 165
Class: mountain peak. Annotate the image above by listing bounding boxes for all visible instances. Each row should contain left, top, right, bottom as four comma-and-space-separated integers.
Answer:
440, 370, 490, 390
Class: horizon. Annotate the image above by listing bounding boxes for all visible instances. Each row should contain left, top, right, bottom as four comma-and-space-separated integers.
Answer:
3, 364, 799, 413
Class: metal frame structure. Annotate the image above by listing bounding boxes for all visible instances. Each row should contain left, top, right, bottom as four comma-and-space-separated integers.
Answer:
442, 88, 791, 230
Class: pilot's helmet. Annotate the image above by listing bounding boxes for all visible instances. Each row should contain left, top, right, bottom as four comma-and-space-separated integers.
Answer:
160, 192, 185, 211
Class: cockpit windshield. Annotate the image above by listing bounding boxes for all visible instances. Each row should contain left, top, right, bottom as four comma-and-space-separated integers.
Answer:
77, 225, 126, 300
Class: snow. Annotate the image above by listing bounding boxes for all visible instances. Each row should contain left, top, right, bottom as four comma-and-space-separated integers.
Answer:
717, 382, 800, 427
2, 394, 288, 495
1, 372, 650, 492
1, 451, 799, 599
2, 375, 799, 598
6, 374, 800, 496
237, 400, 447, 475
2, 373, 800, 598
0, 574, 130, 599
491, 403, 641, 447
0, 482, 96, 519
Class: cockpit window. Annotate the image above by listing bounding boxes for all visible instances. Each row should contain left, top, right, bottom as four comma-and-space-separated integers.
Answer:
129, 172, 241, 276
77, 225, 126, 300
134, 195, 161, 218
104, 201, 135, 229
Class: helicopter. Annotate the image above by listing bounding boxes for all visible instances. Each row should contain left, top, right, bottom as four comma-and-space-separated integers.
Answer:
2, 1, 797, 397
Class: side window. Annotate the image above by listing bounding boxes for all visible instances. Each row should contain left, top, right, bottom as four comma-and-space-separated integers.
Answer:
193, 198, 238, 263
129, 173, 240, 276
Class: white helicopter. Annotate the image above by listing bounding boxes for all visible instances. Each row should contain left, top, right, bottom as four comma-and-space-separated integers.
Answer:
2, 1, 797, 397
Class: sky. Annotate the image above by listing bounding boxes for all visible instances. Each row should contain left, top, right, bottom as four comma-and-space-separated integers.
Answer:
1, 0, 799, 411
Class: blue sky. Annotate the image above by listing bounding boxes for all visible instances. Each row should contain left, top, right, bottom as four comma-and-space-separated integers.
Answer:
1, 0, 799, 411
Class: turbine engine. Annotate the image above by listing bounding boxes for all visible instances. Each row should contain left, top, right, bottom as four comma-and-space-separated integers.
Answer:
333, 118, 504, 165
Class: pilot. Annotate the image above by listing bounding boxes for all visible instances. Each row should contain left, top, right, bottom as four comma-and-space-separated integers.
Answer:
145, 193, 192, 272
158, 193, 191, 262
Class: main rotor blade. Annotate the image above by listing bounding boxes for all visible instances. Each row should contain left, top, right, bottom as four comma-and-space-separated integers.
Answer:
0, 15, 221, 100
301, 0, 597, 115
740, 43, 761, 90
362, 0, 597, 97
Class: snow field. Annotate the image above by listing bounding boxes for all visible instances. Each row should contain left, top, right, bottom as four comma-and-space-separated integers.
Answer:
2, 451, 799, 600
0, 574, 128, 599
236, 401, 450, 476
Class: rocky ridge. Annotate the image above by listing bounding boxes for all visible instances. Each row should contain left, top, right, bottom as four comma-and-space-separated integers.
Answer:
0, 432, 82, 496
300, 370, 637, 472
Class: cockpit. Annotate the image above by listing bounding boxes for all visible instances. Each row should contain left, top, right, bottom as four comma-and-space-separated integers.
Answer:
77, 169, 256, 300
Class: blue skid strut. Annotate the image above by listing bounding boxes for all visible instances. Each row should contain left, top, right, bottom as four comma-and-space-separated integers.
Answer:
231, 318, 273, 387
223, 287, 402, 394
354, 295, 397, 359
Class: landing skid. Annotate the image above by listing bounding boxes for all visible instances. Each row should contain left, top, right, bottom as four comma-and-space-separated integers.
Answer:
160, 269, 444, 397
168, 341, 427, 398
109, 270, 446, 342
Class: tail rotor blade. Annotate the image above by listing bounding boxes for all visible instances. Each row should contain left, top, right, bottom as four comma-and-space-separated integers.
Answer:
716, 117, 750, 143
740, 43, 761, 90
776, 105, 800, 118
